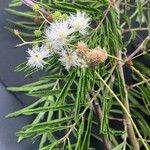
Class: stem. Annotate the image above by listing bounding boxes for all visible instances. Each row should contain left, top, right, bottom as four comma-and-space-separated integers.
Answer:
95, 71, 149, 150
117, 51, 140, 150
113, 0, 140, 148
128, 78, 150, 89
123, 27, 150, 33
131, 49, 150, 60
16, 39, 44, 47
108, 54, 124, 62
92, 99, 112, 150
39, 11, 51, 24
131, 66, 150, 87
127, 35, 150, 60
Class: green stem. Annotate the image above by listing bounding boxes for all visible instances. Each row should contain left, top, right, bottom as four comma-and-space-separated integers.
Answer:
131, 66, 150, 87
16, 39, 44, 47
95, 71, 149, 150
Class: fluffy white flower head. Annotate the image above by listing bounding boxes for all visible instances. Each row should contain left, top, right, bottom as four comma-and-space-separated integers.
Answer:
69, 11, 91, 35
27, 45, 49, 69
59, 51, 81, 70
44, 40, 64, 55
46, 21, 73, 44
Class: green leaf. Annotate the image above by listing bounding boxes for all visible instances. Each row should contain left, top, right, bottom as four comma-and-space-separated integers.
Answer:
81, 110, 93, 149
7, 103, 76, 117
55, 69, 76, 104
48, 2, 101, 14
75, 117, 85, 150
27, 89, 71, 97
7, 19, 37, 30
112, 142, 125, 150
75, 68, 87, 117
22, 116, 74, 131
8, 0, 22, 7
15, 61, 27, 72
6, 8, 36, 18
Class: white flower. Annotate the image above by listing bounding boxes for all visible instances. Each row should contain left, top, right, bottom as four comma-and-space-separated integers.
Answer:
27, 45, 50, 69
59, 51, 81, 70
45, 21, 74, 45
69, 11, 91, 35
44, 40, 64, 55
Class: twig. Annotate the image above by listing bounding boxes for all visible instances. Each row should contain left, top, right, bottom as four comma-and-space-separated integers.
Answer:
127, 35, 150, 61
109, 116, 124, 122
39, 11, 51, 24
16, 39, 44, 47
123, 27, 150, 33
130, 66, 150, 87
128, 78, 150, 89
92, 99, 112, 150
108, 54, 124, 62
131, 49, 150, 60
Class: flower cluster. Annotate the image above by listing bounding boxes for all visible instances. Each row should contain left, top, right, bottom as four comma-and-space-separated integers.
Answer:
27, 11, 107, 70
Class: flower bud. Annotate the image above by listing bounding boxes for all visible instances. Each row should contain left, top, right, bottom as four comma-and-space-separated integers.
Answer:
34, 30, 42, 37
34, 16, 41, 25
14, 29, 19, 36
33, 4, 40, 12
86, 47, 108, 64
52, 11, 62, 21
77, 41, 88, 54
62, 14, 69, 20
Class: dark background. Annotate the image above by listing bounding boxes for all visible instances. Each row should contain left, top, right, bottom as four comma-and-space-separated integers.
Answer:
0, 1, 39, 149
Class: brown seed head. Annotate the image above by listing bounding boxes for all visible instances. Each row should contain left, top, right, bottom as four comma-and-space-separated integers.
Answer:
77, 41, 88, 54
86, 47, 108, 64
34, 16, 41, 25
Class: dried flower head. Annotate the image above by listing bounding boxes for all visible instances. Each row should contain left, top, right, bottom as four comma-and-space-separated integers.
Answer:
86, 47, 108, 65
77, 41, 88, 54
